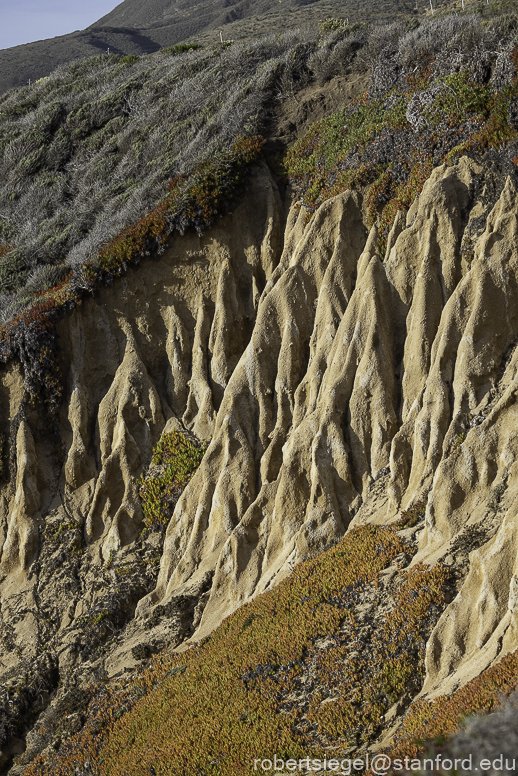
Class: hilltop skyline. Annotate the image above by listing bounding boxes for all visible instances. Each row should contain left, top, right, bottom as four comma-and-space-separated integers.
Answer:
0, 0, 121, 50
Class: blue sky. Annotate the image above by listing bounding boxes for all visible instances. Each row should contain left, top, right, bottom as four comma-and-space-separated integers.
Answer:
0, 0, 121, 50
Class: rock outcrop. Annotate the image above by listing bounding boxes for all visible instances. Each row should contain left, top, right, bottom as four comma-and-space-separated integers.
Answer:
2, 154, 518, 770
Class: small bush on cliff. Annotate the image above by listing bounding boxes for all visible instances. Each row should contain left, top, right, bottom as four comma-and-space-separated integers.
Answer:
397, 499, 427, 528
138, 430, 209, 528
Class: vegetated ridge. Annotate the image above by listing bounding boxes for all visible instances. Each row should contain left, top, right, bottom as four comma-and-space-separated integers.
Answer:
0, 0, 489, 97
2, 8, 518, 776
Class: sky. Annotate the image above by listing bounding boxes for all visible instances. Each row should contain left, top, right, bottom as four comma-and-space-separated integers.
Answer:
0, 0, 121, 50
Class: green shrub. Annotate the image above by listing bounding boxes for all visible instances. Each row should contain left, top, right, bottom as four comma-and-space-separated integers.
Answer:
138, 430, 209, 528
396, 499, 427, 528
118, 55, 140, 65
0, 249, 29, 294
449, 432, 466, 455
318, 18, 364, 38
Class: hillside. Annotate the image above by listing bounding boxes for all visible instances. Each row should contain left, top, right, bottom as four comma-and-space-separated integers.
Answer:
0, 0, 470, 97
2, 9, 518, 776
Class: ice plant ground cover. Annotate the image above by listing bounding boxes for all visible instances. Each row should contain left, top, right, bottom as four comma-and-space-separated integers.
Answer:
22, 523, 453, 775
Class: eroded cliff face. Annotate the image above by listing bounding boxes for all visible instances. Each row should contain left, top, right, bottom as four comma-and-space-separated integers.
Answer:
1, 155, 518, 769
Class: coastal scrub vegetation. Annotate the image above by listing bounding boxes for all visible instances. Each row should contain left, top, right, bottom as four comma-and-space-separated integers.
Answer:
284, 12, 518, 253
22, 523, 453, 775
0, 31, 315, 324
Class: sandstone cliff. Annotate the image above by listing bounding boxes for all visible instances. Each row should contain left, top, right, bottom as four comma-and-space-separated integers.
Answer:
1, 152, 518, 770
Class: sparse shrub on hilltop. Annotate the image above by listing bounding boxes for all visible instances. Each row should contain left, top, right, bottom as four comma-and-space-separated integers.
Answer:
310, 23, 368, 85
